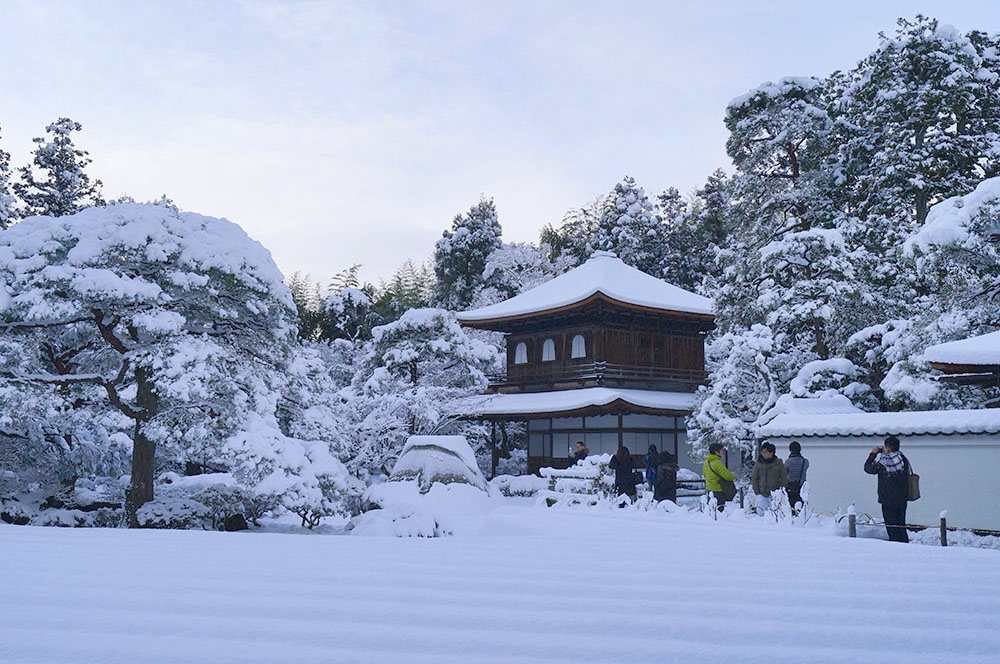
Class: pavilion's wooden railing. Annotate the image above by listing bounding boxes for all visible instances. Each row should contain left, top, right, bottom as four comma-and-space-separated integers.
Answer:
488, 361, 705, 390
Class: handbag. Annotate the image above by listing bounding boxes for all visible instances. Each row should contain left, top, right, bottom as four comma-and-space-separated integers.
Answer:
632, 470, 643, 487
905, 457, 920, 501
706, 460, 737, 501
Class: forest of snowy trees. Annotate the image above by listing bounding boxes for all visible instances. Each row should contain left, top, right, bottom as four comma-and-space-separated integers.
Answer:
1, 16, 998, 529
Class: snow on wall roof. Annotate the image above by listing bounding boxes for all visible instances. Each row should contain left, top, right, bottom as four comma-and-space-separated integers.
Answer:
469, 387, 696, 417
758, 394, 863, 426
457, 252, 713, 323
758, 408, 1000, 438
923, 331, 1000, 366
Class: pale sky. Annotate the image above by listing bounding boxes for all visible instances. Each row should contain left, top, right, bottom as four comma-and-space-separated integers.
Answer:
1, 1, 997, 285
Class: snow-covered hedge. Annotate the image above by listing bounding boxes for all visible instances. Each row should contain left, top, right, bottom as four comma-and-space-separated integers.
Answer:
489, 474, 548, 497
136, 498, 211, 530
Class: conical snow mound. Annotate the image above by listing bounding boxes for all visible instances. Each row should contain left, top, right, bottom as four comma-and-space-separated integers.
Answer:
389, 435, 486, 492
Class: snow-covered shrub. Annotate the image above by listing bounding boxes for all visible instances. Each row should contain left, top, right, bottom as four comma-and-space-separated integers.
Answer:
388, 435, 487, 492
154, 471, 278, 530
495, 447, 527, 476
227, 412, 364, 528
352, 481, 491, 537
29, 509, 92, 528
489, 474, 548, 497
136, 498, 211, 530
0, 498, 32, 525
69, 476, 127, 511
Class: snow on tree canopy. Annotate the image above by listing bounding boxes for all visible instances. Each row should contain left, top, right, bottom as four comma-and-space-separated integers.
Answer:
0, 203, 293, 315
923, 330, 1000, 366
388, 435, 487, 492
727, 76, 823, 110
457, 251, 713, 323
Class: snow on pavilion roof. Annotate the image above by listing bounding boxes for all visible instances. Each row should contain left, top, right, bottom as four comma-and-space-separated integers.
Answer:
468, 387, 697, 418
457, 252, 714, 324
758, 406, 1000, 439
923, 330, 1000, 367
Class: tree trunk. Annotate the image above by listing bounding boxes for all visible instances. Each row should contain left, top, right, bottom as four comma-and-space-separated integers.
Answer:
126, 426, 156, 528
126, 366, 158, 528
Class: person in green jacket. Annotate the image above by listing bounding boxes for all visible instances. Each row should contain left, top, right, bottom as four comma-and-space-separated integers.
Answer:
702, 443, 736, 511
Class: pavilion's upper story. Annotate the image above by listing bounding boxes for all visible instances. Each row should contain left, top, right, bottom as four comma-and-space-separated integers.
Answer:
457, 252, 716, 394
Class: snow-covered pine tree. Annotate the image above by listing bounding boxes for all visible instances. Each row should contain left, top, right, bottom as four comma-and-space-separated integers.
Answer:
324, 286, 377, 342
830, 17, 1000, 318
14, 118, 105, 218
756, 227, 857, 360
691, 76, 861, 463
864, 176, 1000, 410
373, 259, 435, 322
687, 325, 786, 464
0, 124, 16, 229
351, 308, 496, 476
835, 17, 1000, 238
471, 242, 573, 307
593, 176, 665, 276
433, 197, 502, 311
540, 195, 605, 267
712, 76, 837, 334
0, 202, 297, 526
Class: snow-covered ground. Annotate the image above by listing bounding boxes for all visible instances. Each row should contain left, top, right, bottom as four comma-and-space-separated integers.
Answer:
2, 503, 998, 664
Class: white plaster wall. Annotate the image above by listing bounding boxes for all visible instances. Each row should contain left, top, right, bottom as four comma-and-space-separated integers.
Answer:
767, 434, 1000, 530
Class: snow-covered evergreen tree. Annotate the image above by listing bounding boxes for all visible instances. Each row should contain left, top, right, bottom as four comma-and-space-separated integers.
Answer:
835, 17, 1000, 237
0, 202, 297, 525
659, 174, 733, 292
373, 259, 435, 322
351, 308, 496, 476
14, 118, 105, 218
471, 242, 573, 307
0, 124, 16, 229
433, 198, 502, 310
688, 325, 783, 464
540, 195, 605, 267
324, 287, 377, 342
593, 176, 665, 275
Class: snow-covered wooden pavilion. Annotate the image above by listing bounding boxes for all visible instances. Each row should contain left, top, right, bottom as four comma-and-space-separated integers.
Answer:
457, 251, 716, 475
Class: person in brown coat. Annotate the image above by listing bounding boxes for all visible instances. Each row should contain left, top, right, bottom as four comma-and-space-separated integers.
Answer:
751, 441, 787, 512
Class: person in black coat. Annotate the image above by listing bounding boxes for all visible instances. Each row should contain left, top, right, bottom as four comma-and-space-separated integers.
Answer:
568, 441, 588, 465
609, 447, 636, 501
653, 452, 678, 503
864, 436, 911, 543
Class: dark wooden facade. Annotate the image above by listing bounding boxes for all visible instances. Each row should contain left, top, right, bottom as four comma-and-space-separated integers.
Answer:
482, 298, 713, 394
462, 294, 716, 475
930, 361, 1000, 388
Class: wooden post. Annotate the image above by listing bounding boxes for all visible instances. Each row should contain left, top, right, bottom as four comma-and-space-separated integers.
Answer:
940, 510, 948, 547
490, 421, 497, 480
848, 504, 857, 538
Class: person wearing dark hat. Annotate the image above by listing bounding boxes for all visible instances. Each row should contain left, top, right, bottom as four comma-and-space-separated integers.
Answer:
864, 436, 911, 543
784, 441, 809, 514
